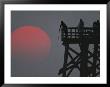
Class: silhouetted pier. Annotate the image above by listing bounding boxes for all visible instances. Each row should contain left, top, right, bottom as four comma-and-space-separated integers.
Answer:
58, 19, 100, 77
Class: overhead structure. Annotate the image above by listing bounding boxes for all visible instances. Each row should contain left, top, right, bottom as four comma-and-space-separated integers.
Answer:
58, 19, 100, 77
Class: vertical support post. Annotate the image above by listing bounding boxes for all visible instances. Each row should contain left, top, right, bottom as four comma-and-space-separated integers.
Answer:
78, 19, 89, 77
92, 43, 98, 76
62, 44, 69, 77
92, 20, 100, 76
80, 42, 89, 77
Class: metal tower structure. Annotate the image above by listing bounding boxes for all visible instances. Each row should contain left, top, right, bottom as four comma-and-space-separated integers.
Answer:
58, 19, 100, 77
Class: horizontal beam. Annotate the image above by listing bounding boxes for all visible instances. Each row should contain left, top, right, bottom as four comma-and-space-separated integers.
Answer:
62, 38, 100, 44
67, 27, 93, 30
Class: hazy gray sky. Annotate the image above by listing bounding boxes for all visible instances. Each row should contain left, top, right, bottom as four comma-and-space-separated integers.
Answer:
11, 11, 100, 77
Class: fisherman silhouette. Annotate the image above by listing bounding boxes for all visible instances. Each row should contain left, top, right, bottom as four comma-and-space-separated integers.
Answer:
93, 20, 100, 39
79, 19, 84, 28
59, 21, 68, 39
93, 20, 99, 32
96, 20, 100, 33
78, 19, 84, 38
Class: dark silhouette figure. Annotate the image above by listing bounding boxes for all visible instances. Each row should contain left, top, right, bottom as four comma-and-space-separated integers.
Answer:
78, 19, 84, 29
93, 20, 100, 39
60, 21, 68, 39
58, 19, 100, 77
78, 19, 84, 35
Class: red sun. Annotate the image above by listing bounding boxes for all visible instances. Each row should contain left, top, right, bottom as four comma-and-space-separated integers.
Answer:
12, 25, 51, 61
